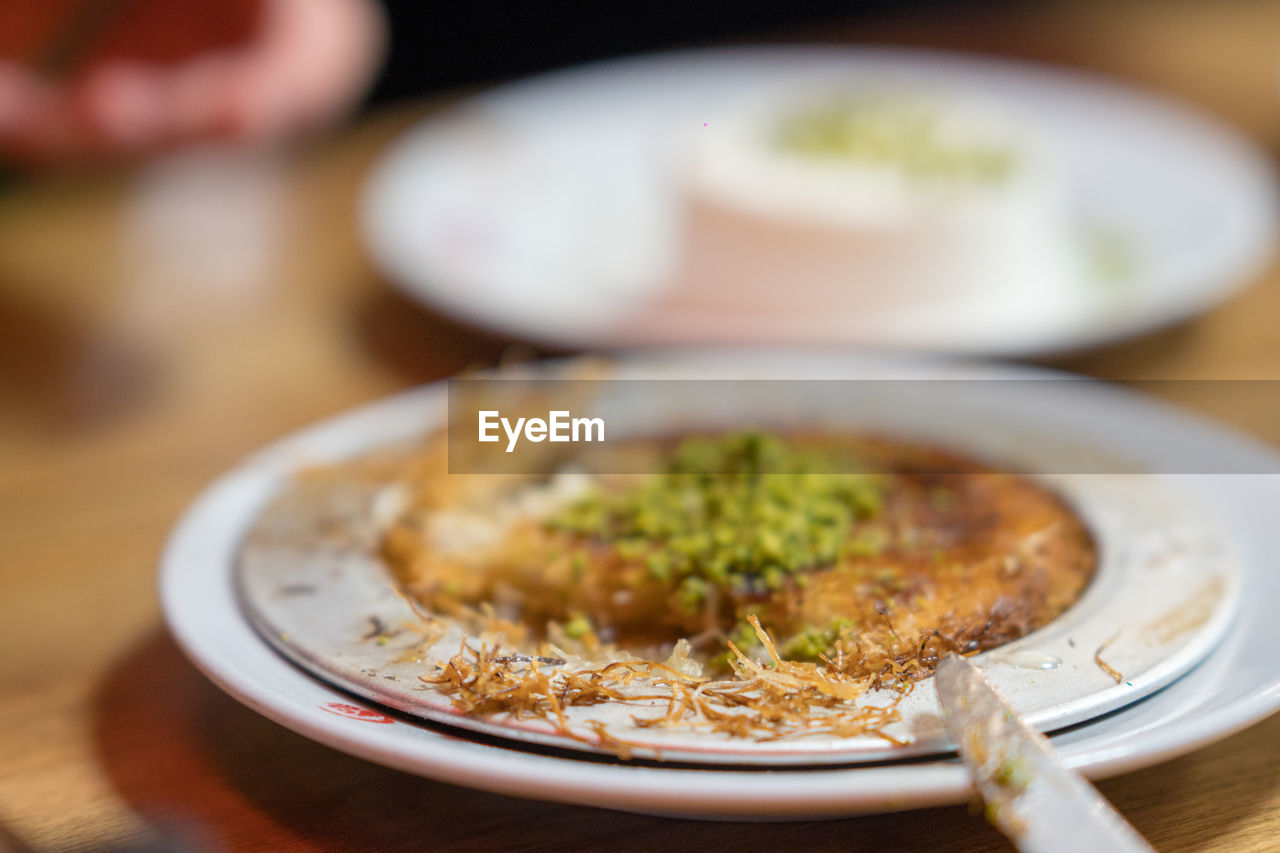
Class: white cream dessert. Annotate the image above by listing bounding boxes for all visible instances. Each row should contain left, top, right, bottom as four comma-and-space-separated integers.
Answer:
674, 91, 1078, 319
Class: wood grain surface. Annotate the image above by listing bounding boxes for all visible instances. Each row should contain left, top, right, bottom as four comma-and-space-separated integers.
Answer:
2, 1, 1280, 850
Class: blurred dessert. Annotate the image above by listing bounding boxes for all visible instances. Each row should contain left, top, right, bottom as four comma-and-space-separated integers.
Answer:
670, 90, 1079, 318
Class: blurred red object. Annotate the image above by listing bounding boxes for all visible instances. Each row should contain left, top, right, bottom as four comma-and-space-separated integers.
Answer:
0, 0, 384, 166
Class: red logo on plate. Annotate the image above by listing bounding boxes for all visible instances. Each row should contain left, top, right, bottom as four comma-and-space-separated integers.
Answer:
319, 702, 395, 724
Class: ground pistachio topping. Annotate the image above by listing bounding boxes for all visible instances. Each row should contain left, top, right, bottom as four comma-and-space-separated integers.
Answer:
548, 431, 884, 610
773, 97, 1019, 182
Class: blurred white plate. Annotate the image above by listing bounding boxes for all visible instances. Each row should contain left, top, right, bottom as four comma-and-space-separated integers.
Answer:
361, 46, 1277, 355
161, 350, 1280, 818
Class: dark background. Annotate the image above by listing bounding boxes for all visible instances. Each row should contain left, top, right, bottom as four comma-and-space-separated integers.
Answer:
369, 0, 986, 100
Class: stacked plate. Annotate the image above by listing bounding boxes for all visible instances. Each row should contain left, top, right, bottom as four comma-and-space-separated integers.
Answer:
161, 351, 1280, 819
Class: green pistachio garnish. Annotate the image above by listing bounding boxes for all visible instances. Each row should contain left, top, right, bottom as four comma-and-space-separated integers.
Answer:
727, 620, 762, 652
781, 628, 830, 661
780, 618, 854, 661
675, 576, 710, 615
992, 755, 1033, 793
563, 612, 594, 640
1087, 227, 1136, 285
550, 432, 884, 598
774, 97, 1018, 183
645, 551, 672, 581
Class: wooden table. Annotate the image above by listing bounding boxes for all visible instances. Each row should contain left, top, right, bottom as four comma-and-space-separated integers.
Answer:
2, 1, 1279, 850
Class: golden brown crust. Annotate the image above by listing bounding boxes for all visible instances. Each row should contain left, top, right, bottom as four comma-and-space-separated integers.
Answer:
380, 433, 1095, 687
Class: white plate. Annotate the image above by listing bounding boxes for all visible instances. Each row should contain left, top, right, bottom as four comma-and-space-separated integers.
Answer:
360, 46, 1278, 356
233, 355, 1239, 765
161, 351, 1280, 818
